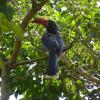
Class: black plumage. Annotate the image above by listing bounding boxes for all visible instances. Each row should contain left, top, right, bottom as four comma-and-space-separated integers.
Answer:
46, 20, 59, 34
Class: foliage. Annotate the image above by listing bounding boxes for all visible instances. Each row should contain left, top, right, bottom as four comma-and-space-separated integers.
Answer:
0, 0, 100, 100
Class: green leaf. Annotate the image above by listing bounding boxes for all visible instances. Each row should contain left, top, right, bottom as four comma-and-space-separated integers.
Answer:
76, 80, 84, 86
0, 13, 23, 39
0, 13, 11, 32
0, 2, 15, 21
10, 23, 24, 40
73, 93, 82, 100
0, 20, 10, 32
0, 12, 7, 21
0, 59, 4, 69
71, 84, 76, 93
0, 24, 10, 32
71, 20, 75, 26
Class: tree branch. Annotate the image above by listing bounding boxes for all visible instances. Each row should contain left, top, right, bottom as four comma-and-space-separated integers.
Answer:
76, 66, 100, 85
10, 0, 48, 67
63, 37, 77, 52
10, 39, 76, 69
10, 38, 21, 65
15, 56, 47, 67
12, 57, 100, 85
74, 28, 100, 58
1, 1, 48, 100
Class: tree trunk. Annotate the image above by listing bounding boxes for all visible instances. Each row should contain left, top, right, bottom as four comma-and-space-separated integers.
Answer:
1, 66, 9, 100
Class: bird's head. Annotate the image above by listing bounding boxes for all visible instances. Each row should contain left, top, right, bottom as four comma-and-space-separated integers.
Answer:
31, 18, 59, 34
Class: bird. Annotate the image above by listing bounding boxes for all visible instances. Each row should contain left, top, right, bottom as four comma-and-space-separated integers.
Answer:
31, 18, 64, 79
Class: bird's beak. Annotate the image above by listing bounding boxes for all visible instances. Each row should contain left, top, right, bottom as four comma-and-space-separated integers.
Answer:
31, 18, 48, 26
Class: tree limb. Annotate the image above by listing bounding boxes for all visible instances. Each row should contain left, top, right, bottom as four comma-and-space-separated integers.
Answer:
12, 57, 100, 85
74, 28, 100, 58
63, 37, 77, 52
10, 0, 48, 67
9, 39, 76, 69
76, 66, 100, 85
1, 1, 48, 100
14, 56, 47, 68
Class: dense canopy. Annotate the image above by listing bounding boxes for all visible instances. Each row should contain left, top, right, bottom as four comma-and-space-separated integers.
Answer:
0, 0, 100, 100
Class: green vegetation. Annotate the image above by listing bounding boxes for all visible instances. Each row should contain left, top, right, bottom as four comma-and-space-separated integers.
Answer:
0, 0, 100, 100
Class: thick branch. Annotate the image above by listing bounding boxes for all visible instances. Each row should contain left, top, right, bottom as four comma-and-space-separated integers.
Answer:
10, 0, 48, 66
10, 38, 21, 64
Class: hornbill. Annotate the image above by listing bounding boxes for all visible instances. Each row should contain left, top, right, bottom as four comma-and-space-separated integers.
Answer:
32, 18, 64, 78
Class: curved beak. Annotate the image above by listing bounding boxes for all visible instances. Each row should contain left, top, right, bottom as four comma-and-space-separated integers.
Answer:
31, 18, 48, 26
